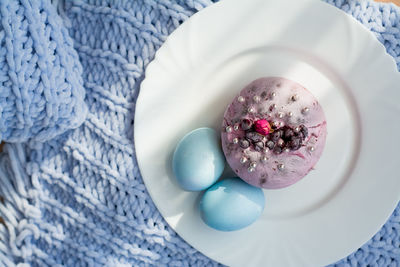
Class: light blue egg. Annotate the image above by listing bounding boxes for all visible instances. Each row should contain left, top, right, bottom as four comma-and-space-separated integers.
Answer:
199, 177, 265, 231
172, 127, 225, 191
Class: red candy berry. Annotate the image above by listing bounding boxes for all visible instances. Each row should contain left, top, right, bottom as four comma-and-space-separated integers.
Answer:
254, 119, 272, 136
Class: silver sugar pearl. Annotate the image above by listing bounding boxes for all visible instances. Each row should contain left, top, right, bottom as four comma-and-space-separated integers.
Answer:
287, 111, 293, 117
277, 139, 284, 147
248, 107, 255, 113
232, 137, 239, 144
263, 148, 270, 153
233, 124, 239, 131
308, 146, 315, 152
248, 166, 255, 173
302, 107, 310, 114
270, 92, 276, 98
240, 156, 248, 164
261, 156, 268, 162
277, 163, 285, 170
253, 95, 260, 102
291, 95, 298, 101
250, 162, 257, 168
270, 104, 277, 110
226, 126, 232, 133
284, 148, 290, 152
294, 126, 300, 132
238, 96, 245, 103
277, 112, 284, 118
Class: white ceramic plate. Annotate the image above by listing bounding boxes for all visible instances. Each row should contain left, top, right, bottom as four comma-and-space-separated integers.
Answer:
134, 0, 400, 266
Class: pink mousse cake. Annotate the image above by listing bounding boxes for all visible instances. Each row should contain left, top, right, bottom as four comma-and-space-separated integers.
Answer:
221, 77, 327, 189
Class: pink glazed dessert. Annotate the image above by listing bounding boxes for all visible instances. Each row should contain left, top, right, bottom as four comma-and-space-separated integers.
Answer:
221, 77, 327, 189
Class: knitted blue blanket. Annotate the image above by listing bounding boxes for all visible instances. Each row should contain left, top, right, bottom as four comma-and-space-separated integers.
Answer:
1, 0, 399, 266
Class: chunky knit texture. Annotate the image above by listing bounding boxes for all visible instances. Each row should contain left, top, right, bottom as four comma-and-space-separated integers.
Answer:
0, 0, 399, 266
0, 0, 87, 143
